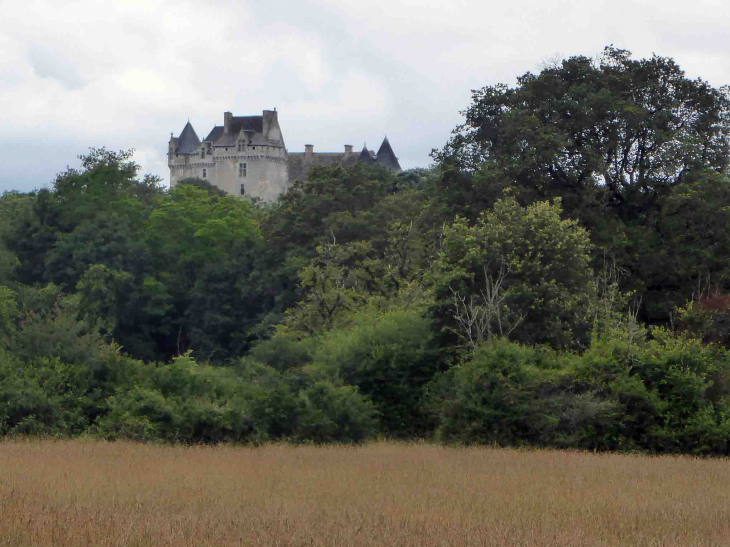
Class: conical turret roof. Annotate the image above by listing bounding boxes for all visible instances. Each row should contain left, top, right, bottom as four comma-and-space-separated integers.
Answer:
176, 121, 201, 155
375, 136, 401, 171
359, 143, 375, 164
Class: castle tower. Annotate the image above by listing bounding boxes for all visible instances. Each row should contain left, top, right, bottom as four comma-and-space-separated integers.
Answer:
168, 111, 289, 202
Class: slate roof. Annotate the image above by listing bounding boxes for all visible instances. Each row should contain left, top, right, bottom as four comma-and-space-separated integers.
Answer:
203, 116, 271, 147
204, 126, 224, 143
176, 122, 201, 155
375, 137, 401, 171
288, 152, 360, 182
288, 138, 401, 183
359, 144, 375, 165
214, 130, 271, 147
229, 116, 263, 134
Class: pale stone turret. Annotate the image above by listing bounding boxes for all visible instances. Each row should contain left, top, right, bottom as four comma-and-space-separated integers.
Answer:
169, 110, 289, 202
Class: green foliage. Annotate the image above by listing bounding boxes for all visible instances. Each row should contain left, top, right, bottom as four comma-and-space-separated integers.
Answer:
0, 286, 17, 339
177, 176, 228, 198
76, 264, 136, 338
307, 306, 440, 437
254, 164, 432, 330
5, 48, 730, 453
95, 386, 253, 443
0, 246, 19, 287
144, 184, 263, 360
284, 241, 380, 335
247, 333, 314, 372
438, 46, 730, 211
435, 197, 595, 349
234, 359, 301, 439
436, 47, 730, 326
438, 332, 730, 454
294, 381, 379, 443
5, 284, 108, 366
675, 292, 730, 345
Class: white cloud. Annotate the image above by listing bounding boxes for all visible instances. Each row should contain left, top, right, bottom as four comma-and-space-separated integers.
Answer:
1, 0, 729, 191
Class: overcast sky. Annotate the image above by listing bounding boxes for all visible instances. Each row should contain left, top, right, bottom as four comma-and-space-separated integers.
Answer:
1, 0, 729, 193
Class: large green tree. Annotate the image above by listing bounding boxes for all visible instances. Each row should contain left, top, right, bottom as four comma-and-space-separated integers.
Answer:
437, 46, 730, 215
436, 47, 730, 324
144, 184, 262, 360
434, 197, 596, 349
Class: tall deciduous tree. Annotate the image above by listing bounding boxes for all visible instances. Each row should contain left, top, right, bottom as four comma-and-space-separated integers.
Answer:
437, 46, 730, 216
436, 47, 730, 324
145, 184, 263, 360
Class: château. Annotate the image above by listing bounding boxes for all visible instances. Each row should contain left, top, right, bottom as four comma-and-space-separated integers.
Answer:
168, 110, 401, 201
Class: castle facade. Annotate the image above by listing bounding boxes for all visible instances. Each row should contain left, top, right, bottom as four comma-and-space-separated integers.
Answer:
168, 110, 401, 201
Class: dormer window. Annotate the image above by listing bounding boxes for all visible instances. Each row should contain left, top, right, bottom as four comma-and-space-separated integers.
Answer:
201, 148, 205, 159
238, 141, 243, 152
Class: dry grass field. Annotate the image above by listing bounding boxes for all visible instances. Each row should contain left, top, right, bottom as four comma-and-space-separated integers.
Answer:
1, 440, 729, 546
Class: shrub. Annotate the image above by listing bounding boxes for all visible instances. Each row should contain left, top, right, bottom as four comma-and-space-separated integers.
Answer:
308, 306, 440, 437
294, 381, 379, 443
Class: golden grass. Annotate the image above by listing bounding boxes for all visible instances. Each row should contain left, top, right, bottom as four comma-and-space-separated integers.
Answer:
1, 440, 729, 546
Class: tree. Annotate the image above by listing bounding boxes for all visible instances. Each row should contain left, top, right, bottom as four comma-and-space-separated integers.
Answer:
176, 177, 228, 198
52, 148, 163, 230
0, 192, 27, 285
435, 47, 730, 326
253, 163, 410, 329
437, 46, 730, 218
435, 197, 595, 349
144, 184, 262, 360
4, 149, 163, 287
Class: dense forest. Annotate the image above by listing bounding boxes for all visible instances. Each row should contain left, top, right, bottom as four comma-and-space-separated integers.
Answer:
3, 47, 730, 453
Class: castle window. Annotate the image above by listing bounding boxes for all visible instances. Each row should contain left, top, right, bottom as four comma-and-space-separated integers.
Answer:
238, 142, 243, 152
251, 146, 255, 151
239, 162, 247, 177
201, 148, 205, 159
202, 168, 207, 179
240, 183, 245, 195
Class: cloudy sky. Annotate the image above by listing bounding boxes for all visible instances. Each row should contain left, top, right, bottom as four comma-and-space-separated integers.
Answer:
1, 0, 728, 193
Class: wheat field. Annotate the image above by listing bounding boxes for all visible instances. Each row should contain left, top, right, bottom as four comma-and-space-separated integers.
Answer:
1, 439, 729, 546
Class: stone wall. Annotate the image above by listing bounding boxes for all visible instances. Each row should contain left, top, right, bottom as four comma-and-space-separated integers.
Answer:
169, 146, 289, 202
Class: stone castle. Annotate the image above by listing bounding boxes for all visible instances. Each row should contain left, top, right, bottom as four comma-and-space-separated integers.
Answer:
168, 110, 401, 201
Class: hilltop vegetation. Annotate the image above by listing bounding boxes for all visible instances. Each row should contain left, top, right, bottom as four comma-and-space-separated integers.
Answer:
3, 47, 730, 453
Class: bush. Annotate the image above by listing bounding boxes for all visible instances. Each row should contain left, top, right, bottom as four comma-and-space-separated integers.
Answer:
438, 338, 562, 445
294, 381, 379, 443
436, 331, 730, 455
308, 306, 440, 437
247, 333, 314, 372
235, 359, 300, 440
95, 387, 254, 443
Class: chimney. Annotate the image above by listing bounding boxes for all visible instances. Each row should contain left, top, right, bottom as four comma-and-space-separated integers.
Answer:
344, 144, 353, 157
305, 144, 314, 159
262, 110, 272, 137
223, 111, 232, 134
